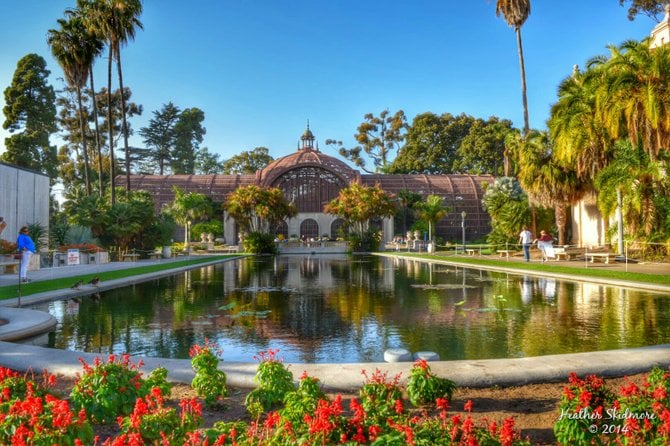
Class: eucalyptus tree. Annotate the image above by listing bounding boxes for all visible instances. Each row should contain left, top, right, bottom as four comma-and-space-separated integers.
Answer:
2, 54, 58, 177
83, 0, 143, 201
415, 194, 450, 243
495, 0, 531, 158
48, 17, 97, 195
334, 109, 407, 173
619, 0, 667, 20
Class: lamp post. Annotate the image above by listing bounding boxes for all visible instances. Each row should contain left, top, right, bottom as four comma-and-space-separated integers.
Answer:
461, 211, 466, 253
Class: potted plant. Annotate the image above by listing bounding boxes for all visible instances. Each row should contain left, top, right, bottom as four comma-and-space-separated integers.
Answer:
155, 213, 177, 258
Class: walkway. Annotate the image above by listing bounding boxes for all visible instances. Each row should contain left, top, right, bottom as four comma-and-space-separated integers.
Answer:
1, 254, 669, 391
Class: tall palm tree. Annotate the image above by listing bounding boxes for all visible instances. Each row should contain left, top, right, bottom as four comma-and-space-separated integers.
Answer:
496, 0, 531, 148
84, 0, 143, 203
66, 1, 106, 197
48, 17, 96, 196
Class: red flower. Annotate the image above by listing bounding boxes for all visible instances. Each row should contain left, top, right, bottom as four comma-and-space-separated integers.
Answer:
464, 399, 474, 413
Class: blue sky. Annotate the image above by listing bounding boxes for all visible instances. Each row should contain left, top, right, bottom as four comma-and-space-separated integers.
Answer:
0, 1, 658, 164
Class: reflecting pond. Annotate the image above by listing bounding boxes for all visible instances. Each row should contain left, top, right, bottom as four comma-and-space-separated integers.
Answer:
33, 255, 670, 363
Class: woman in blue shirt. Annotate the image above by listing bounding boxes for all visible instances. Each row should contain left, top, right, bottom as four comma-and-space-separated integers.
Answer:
16, 226, 36, 283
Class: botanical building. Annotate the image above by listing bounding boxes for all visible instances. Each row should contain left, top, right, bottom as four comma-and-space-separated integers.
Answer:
127, 127, 494, 245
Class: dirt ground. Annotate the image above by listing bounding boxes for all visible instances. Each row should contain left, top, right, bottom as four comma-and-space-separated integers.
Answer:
48, 371, 653, 445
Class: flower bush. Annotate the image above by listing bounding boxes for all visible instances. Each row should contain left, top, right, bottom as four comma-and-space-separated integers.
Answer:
245, 349, 295, 416
111, 387, 202, 445
190, 339, 228, 408
406, 358, 456, 407
69, 354, 170, 424
0, 239, 17, 255
0, 367, 93, 445
553, 367, 670, 444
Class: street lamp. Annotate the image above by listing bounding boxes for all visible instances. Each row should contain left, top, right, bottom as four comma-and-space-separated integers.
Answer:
461, 211, 467, 253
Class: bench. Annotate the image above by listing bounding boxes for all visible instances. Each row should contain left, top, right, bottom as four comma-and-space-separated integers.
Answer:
122, 253, 140, 262
554, 247, 585, 261
148, 252, 162, 260
496, 250, 513, 259
586, 253, 618, 264
466, 249, 476, 256
0, 261, 19, 274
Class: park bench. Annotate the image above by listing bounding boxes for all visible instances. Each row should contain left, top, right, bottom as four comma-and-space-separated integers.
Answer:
553, 246, 585, 261
496, 250, 513, 259
465, 249, 476, 256
586, 252, 618, 264
0, 260, 19, 274
122, 253, 140, 262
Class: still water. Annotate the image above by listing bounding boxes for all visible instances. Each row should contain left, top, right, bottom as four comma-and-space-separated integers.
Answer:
33, 255, 670, 363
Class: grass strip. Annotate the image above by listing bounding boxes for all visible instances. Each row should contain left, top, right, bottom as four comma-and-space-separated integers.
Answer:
384, 252, 670, 287
0, 255, 239, 301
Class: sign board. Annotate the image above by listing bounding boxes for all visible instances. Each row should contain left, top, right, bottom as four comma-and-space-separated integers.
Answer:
67, 249, 80, 266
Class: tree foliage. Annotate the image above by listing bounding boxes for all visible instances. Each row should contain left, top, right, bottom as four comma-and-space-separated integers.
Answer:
324, 183, 396, 236
224, 185, 296, 234
415, 194, 450, 242
619, 0, 667, 20
2, 53, 58, 177
138, 102, 181, 174
482, 177, 530, 245
172, 107, 206, 174
222, 147, 273, 174
333, 109, 407, 173
391, 112, 513, 175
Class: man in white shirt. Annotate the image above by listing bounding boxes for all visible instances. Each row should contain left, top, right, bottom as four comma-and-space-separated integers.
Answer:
518, 226, 533, 262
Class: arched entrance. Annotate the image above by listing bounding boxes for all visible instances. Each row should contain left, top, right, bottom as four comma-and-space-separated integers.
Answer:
300, 219, 319, 239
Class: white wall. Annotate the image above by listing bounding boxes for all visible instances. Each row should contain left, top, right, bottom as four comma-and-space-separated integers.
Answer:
0, 163, 50, 245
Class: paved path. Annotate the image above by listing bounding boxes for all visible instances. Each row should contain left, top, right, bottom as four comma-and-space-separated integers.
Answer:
1, 254, 669, 390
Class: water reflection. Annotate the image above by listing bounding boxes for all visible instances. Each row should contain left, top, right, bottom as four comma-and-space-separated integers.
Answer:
34, 256, 670, 363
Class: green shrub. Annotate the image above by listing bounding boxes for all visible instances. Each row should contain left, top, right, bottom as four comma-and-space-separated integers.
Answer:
406, 359, 456, 407
243, 231, 277, 254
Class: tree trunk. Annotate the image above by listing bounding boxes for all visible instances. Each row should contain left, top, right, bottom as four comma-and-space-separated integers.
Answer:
516, 27, 530, 138
76, 83, 91, 196
116, 47, 131, 192
89, 69, 104, 197
107, 47, 116, 205
555, 202, 567, 246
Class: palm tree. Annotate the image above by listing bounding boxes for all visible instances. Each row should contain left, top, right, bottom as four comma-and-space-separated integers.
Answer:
48, 17, 96, 196
66, 1, 106, 197
513, 130, 585, 245
549, 62, 615, 186
496, 0, 531, 146
84, 0, 143, 202
416, 194, 450, 244
595, 140, 666, 238
599, 40, 670, 161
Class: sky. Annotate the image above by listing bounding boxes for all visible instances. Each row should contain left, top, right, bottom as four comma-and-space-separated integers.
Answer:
0, 1, 660, 165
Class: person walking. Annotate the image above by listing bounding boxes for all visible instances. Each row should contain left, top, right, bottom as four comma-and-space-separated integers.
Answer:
518, 226, 533, 262
16, 226, 36, 283
533, 230, 554, 262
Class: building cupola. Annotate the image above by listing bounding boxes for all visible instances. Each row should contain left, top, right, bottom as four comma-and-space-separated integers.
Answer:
300, 121, 315, 151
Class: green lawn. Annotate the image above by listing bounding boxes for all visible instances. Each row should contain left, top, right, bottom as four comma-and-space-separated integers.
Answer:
0, 255, 241, 301
383, 252, 670, 287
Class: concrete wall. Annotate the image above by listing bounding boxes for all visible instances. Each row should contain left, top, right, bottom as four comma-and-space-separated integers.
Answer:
570, 192, 608, 248
0, 163, 50, 246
